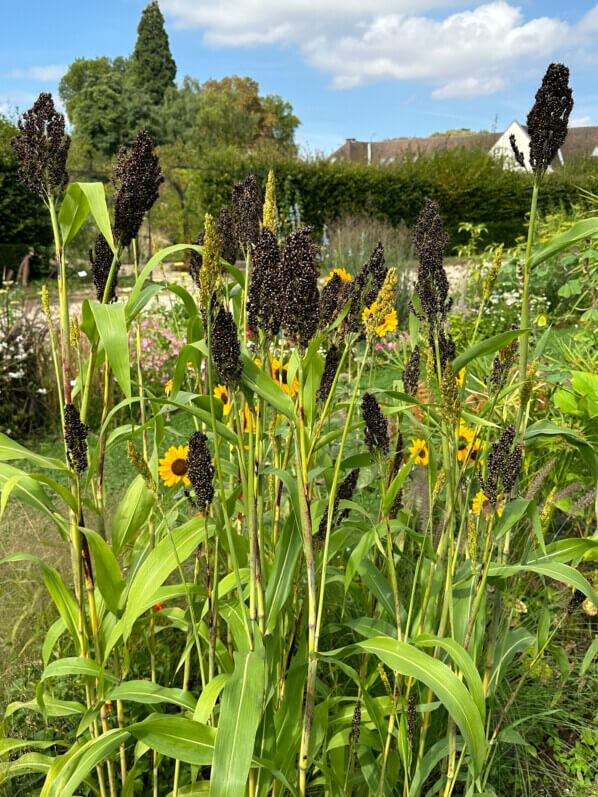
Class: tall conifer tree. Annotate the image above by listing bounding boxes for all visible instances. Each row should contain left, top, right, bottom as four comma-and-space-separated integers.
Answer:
132, 1, 176, 105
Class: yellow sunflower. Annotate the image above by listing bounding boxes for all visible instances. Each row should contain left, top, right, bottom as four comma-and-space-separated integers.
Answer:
243, 403, 256, 434
214, 384, 232, 416
457, 421, 474, 462
409, 438, 429, 466
456, 368, 466, 387
271, 357, 299, 397
472, 490, 503, 518
164, 379, 173, 396
326, 267, 352, 283
158, 445, 190, 487
362, 302, 398, 337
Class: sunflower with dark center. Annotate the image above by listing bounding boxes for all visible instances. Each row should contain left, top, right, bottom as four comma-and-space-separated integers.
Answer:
409, 438, 429, 466
159, 445, 190, 487
271, 358, 299, 397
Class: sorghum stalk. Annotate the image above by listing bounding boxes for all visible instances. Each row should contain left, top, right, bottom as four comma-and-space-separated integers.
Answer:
518, 177, 540, 425
296, 358, 318, 797
47, 195, 72, 403
205, 315, 252, 645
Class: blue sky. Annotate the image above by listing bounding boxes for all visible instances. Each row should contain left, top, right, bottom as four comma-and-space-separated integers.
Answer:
1, 1, 598, 154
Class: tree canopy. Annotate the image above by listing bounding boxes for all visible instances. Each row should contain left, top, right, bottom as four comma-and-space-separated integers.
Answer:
59, 3, 299, 163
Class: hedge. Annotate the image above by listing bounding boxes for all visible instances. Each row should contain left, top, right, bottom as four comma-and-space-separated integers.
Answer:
188, 148, 598, 249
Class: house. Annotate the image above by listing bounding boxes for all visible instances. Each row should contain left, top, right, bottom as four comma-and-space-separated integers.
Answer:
330, 125, 598, 170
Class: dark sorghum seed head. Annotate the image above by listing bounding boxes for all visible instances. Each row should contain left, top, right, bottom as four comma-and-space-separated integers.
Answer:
482, 424, 521, 504
349, 698, 361, 745
189, 230, 204, 291
430, 326, 456, 371
187, 431, 215, 511
527, 63, 573, 175
233, 175, 260, 248
503, 443, 523, 492
113, 130, 163, 247
211, 305, 243, 387
342, 270, 366, 333
338, 468, 360, 521
407, 694, 417, 739
189, 208, 238, 290
11, 93, 70, 199
363, 242, 388, 307
567, 589, 585, 614
390, 491, 403, 520
403, 346, 420, 397
320, 273, 343, 328
280, 227, 320, 349
218, 206, 238, 265
317, 344, 340, 402
509, 134, 526, 169
412, 199, 450, 326
362, 392, 389, 455
315, 467, 360, 546
90, 232, 119, 303
64, 403, 89, 475
247, 226, 282, 337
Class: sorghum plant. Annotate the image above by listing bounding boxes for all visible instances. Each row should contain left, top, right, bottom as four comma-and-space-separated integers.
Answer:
1, 76, 598, 797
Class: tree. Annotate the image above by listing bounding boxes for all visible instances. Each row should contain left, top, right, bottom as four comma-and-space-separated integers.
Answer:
132, 1, 176, 105
0, 116, 52, 273
60, 57, 161, 158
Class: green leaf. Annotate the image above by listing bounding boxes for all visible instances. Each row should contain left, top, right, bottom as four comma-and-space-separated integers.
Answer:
265, 517, 302, 634
415, 635, 485, 722
43, 728, 128, 797
89, 301, 131, 398
42, 617, 67, 665
4, 696, 85, 719
383, 456, 414, 515
42, 657, 117, 684
0, 752, 54, 782
107, 680, 196, 710
82, 527, 125, 614
58, 183, 90, 246
333, 637, 486, 776
581, 637, 598, 676
240, 352, 296, 420
129, 714, 216, 766
126, 243, 201, 315
529, 216, 598, 269
111, 474, 155, 556
0, 464, 58, 527
489, 561, 598, 609
74, 182, 115, 252
194, 673, 230, 723
210, 650, 266, 797
0, 432, 69, 473
452, 329, 530, 374
120, 515, 205, 642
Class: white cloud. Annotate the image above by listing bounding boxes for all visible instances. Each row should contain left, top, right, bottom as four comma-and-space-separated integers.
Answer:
569, 115, 592, 127
161, 0, 586, 98
8, 65, 67, 81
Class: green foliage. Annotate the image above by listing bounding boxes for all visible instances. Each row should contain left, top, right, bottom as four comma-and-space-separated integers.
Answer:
132, 0, 177, 105
59, 57, 161, 158
0, 117, 52, 263
2, 149, 598, 796
192, 148, 598, 248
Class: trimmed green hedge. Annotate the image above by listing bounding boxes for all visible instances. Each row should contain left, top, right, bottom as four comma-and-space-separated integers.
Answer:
189, 148, 598, 248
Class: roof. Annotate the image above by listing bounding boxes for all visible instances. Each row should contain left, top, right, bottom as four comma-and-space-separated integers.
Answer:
330, 126, 598, 164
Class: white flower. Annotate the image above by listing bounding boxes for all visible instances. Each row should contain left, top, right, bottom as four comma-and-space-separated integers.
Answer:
78, 270, 87, 278
37, 387, 47, 394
